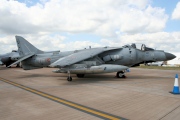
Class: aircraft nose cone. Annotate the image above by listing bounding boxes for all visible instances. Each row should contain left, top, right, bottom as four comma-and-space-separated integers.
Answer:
165, 52, 176, 60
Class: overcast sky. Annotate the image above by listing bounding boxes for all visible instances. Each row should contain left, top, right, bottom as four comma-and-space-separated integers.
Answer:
0, 0, 180, 57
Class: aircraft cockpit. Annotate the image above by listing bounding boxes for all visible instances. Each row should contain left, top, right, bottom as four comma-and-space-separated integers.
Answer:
12, 50, 17, 52
123, 43, 154, 51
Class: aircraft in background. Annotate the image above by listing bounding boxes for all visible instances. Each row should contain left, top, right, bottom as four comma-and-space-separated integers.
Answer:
162, 64, 178, 67
145, 61, 165, 66
0, 50, 21, 67
9, 36, 176, 81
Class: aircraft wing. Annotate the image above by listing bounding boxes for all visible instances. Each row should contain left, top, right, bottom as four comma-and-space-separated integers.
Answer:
8, 53, 35, 67
50, 47, 120, 67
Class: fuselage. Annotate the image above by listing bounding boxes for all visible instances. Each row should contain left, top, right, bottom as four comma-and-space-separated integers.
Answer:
100, 46, 175, 67
22, 51, 74, 69
22, 45, 175, 70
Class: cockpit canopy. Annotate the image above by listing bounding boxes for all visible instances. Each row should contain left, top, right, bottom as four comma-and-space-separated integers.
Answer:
12, 50, 17, 52
123, 43, 154, 51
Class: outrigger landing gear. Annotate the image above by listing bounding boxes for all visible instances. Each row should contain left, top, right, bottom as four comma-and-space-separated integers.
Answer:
116, 71, 126, 78
67, 71, 72, 81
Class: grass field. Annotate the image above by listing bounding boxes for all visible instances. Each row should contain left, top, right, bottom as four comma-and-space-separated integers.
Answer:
138, 65, 180, 70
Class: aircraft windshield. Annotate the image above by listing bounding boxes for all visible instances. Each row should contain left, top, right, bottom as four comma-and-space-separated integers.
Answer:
12, 50, 17, 52
130, 43, 145, 51
123, 43, 154, 51
130, 43, 154, 51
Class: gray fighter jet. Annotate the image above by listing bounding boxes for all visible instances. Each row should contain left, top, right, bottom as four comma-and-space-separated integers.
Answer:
9, 36, 176, 81
0, 50, 21, 67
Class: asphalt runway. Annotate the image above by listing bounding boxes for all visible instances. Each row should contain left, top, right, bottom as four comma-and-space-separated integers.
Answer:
0, 66, 180, 120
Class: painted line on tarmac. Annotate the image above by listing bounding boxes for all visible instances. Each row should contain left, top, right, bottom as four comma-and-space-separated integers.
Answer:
0, 77, 127, 120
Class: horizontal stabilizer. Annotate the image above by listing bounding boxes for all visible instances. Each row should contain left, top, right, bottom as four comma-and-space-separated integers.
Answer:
8, 53, 34, 67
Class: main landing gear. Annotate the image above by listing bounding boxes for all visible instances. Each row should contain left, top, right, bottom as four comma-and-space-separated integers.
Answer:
67, 74, 85, 81
67, 70, 85, 81
67, 71, 126, 81
67, 71, 72, 81
116, 71, 126, 78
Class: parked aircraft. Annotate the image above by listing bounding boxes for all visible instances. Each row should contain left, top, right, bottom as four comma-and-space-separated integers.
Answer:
9, 36, 176, 81
145, 61, 164, 66
0, 50, 21, 67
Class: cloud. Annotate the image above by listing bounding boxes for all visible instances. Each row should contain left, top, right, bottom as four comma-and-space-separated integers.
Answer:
0, 0, 168, 36
0, 34, 66, 53
0, 33, 100, 53
172, 2, 180, 20
0, 0, 43, 34
0, 0, 177, 55
100, 32, 180, 52
1, 31, 180, 55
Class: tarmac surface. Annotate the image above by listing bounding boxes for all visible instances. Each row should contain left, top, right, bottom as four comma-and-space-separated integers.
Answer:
0, 66, 180, 120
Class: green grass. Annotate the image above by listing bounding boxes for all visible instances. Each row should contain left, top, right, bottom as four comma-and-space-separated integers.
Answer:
138, 65, 180, 70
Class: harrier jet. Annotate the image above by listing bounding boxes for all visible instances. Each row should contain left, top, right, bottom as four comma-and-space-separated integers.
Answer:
9, 36, 176, 81
0, 50, 21, 67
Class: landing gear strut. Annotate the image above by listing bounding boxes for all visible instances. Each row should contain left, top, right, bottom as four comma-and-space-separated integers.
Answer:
67, 71, 72, 81
116, 71, 126, 78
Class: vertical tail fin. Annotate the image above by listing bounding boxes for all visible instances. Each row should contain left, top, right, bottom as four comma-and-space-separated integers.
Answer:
15, 36, 43, 56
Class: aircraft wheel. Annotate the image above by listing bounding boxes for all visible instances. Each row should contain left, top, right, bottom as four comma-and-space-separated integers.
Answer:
67, 76, 72, 81
116, 71, 125, 78
76, 74, 85, 78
